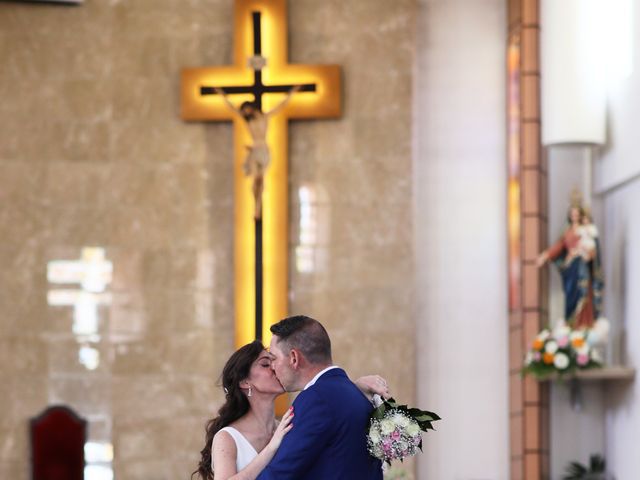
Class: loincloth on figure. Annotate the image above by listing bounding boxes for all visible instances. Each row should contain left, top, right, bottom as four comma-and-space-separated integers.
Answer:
243, 143, 270, 177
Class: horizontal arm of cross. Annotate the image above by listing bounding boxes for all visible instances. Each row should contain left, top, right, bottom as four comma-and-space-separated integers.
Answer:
201, 83, 316, 95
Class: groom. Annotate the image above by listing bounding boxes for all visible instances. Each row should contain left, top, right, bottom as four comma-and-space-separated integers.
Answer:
257, 315, 383, 479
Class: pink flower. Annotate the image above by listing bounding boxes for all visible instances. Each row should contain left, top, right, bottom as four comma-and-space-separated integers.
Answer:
391, 430, 401, 440
556, 336, 569, 348
577, 353, 589, 366
533, 352, 542, 361
383, 439, 392, 449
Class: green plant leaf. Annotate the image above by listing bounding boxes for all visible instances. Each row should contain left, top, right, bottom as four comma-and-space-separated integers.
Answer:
588, 454, 605, 473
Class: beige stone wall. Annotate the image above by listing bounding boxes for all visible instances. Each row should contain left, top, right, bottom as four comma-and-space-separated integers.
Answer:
0, 0, 415, 478
287, 0, 415, 396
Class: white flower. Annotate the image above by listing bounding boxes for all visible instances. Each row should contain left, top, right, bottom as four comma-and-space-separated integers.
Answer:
396, 440, 409, 452
553, 325, 571, 339
592, 318, 610, 344
537, 329, 551, 341
591, 348, 603, 364
524, 351, 533, 366
380, 418, 395, 435
554, 352, 570, 370
372, 444, 383, 458
391, 413, 411, 428
406, 421, 421, 437
369, 426, 382, 444
545, 341, 558, 354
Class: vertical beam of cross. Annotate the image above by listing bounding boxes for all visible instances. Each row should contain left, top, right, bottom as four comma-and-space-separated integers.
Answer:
201, 13, 316, 110
200, 11, 315, 340
181, 0, 341, 347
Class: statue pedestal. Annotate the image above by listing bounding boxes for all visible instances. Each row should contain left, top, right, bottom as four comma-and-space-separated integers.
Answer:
536, 365, 635, 478
535, 365, 636, 383
573, 366, 636, 381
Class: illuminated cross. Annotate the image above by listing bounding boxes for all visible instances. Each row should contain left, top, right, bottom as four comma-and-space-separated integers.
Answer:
181, 0, 341, 347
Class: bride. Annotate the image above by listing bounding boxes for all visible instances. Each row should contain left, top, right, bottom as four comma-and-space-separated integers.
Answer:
192, 341, 389, 480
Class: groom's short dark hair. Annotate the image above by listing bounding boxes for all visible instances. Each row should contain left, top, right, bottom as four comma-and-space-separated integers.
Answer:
270, 315, 332, 365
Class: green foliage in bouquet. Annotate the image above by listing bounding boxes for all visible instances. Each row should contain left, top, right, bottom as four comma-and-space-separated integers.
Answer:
372, 397, 441, 435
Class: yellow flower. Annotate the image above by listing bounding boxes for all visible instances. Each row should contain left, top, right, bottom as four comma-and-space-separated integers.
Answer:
543, 352, 555, 364
533, 339, 544, 351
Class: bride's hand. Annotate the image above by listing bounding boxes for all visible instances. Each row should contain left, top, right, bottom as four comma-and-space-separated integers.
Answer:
267, 406, 294, 453
355, 375, 391, 400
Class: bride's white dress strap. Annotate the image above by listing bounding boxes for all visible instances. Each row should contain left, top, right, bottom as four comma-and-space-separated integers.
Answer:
214, 426, 258, 471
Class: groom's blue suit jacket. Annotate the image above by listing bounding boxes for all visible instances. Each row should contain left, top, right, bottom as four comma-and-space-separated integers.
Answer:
257, 368, 383, 480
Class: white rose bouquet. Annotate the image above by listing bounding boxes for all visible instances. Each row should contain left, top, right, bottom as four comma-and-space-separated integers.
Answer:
367, 396, 440, 465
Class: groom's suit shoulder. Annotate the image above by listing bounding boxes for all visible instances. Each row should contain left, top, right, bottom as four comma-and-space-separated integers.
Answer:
303, 368, 374, 416
311, 368, 367, 395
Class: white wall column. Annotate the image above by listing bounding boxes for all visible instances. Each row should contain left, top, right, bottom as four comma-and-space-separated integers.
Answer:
414, 0, 508, 478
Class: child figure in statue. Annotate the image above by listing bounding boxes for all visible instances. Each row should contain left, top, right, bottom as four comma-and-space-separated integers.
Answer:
576, 207, 598, 261
537, 202, 604, 329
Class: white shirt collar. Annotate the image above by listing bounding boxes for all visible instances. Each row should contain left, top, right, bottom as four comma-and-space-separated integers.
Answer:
303, 365, 339, 390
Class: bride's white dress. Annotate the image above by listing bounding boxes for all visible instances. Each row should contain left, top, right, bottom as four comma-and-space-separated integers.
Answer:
213, 426, 258, 471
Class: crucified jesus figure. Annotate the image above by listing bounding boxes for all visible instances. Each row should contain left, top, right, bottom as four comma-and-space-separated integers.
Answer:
214, 85, 301, 219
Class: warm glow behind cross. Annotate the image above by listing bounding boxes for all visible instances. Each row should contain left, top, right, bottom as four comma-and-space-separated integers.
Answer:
181, 0, 341, 348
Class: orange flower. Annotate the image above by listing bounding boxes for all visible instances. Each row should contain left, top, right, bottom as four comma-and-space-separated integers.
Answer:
572, 338, 585, 348
543, 353, 555, 364
532, 339, 544, 351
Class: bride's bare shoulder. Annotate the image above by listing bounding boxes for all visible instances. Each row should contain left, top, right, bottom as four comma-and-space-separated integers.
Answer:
212, 428, 237, 452
211, 429, 239, 478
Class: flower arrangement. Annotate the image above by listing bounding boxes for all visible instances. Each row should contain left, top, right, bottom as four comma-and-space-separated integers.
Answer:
367, 396, 440, 465
522, 321, 606, 379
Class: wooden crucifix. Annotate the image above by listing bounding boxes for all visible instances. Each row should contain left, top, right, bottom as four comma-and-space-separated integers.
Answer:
181, 0, 341, 347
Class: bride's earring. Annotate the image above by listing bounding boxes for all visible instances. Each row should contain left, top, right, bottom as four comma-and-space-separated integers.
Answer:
248, 386, 252, 397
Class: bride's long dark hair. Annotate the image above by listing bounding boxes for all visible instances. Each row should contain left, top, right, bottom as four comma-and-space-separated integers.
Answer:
192, 340, 264, 480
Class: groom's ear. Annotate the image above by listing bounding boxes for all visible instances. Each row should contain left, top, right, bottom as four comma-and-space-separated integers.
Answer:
289, 348, 301, 369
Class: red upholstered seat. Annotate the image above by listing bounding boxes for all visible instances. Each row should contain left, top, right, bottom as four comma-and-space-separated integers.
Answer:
30, 405, 87, 480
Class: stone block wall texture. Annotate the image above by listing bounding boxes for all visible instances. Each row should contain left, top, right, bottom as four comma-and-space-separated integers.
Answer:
0, 1, 415, 478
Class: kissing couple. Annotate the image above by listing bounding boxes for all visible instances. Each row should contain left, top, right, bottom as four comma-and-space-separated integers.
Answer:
192, 315, 390, 479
